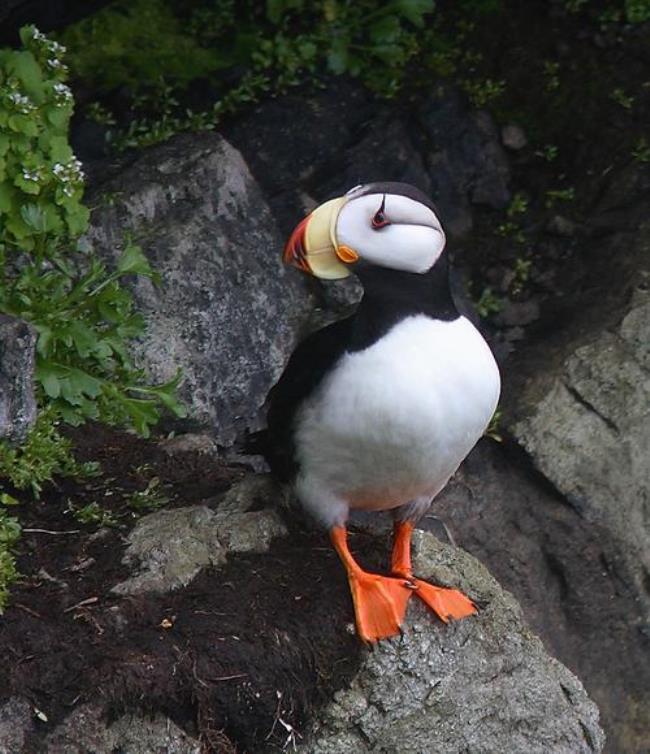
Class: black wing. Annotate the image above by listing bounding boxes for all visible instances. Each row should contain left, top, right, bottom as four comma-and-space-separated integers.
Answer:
261, 316, 354, 482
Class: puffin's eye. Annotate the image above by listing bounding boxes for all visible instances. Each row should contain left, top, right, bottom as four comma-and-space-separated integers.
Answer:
371, 197, 390, 229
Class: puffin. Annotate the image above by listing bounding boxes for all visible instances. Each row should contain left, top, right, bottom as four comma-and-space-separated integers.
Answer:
264, 182, 500, 644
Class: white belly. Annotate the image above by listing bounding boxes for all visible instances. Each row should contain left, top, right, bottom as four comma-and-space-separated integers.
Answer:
294, 315, 500, 513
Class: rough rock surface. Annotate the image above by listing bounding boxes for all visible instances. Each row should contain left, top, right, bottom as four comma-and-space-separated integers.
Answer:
44, 705, 201, 754
430, 439, 649, 754
488, 204, 650, 751
0, 697, 33, 754
223, 81, 510, 242
301, 530, 603, 754
87, 132, 314, 445
0, 315, 37, 444
510, 279, 650, 609
112, 476, 287, 595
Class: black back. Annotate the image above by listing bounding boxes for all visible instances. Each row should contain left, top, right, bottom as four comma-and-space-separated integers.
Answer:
262, 257, 459, 482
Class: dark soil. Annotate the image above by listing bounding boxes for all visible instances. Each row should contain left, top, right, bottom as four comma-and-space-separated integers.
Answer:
0, 428, 386, 752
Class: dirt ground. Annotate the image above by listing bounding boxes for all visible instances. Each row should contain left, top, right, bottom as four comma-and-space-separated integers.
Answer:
0, 426, 381, 752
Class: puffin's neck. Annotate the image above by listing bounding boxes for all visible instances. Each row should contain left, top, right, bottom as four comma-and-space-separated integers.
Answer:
348, 256, 459, 352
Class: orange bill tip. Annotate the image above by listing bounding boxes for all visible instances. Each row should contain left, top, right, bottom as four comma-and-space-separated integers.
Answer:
336, 245, 359, 264
283, 214, 311, 273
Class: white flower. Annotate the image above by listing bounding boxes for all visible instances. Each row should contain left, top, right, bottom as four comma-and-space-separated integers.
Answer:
53, 82, 73, 104
7, 92, 35, 113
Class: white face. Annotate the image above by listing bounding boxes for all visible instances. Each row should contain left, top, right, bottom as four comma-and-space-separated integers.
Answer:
335, 191, 446, 274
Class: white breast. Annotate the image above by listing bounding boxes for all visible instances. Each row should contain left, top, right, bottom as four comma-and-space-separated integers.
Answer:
294, 315, 500, 514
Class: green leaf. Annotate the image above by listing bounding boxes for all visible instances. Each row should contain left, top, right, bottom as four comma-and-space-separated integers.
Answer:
327, 37, 350, 75
370, 17, 402, 45
39, 367, 62, 399
64, 204, 90, 236
393, 0, 435, 26
49, 136, 73, 164
47, 106, 71, 131
67, 321, 97, 358
117, 242, 154, 277
34, 324, 53, 356
8, 50, 43, 98
14, 175, 41, 195
0, 182, 13, 213
20, 204, 48, 232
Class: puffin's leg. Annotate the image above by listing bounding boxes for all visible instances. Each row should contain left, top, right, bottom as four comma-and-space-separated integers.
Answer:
330, 526, 413, 644
391, 520, 477, 623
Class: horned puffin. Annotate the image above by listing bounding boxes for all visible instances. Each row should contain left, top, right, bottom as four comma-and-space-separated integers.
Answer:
265, 182, 500, 644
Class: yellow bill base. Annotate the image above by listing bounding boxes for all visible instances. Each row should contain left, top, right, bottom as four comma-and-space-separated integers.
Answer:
304, 196, 351, 280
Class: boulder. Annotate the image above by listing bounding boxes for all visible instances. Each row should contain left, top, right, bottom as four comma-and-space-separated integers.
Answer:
301, 530, 603, 754
87, 133, 315, 445
489, 206, 650, 752
509, 273, 650, 611
44, 705, 201, 754
0, 315, 37, 444
430, 439, 649, 754
223, 81, 510, 242
112, 476, 287, 595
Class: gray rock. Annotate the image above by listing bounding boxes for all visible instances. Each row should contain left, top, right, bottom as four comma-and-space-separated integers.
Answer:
301, 530, 604, 754
501, 123, 529, 150
87, 133, 314, 445
44, 703, 201, 754
416, 89, 511, 236
0, 697, 34, 754
430, 440, 649, 754
511, 292, 650, 608
0, 315, 37, 444
496, 212, 650, 751
494, 299, 541, 327
112, 475, 287, 595
547, 214, 579, 236
224, 81, 510, 243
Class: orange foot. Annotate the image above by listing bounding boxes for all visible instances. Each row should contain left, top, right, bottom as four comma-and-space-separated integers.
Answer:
347, 569, 414, 643
392, 520, 477, 624
330, 526, 415, 644
409, 578, 477, 623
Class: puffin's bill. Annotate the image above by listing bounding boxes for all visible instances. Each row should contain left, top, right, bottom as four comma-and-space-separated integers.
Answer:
283, 196, 351, 280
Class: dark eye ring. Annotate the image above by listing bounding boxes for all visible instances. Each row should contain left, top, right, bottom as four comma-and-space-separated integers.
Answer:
372, 210, 390, 229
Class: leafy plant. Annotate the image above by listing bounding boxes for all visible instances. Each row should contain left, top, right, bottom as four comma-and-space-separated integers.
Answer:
545, 186, 575, 208
484, 408, 503, 442
542, 61, 560, 92
610, 87, 634, 110
462, 77, 506, 108
0, 505, 20, 613
474, 287, 504, 318
631, 137, 650, 163
0, 26, 186, 436
535, 144, 558, 162
0, 409, 98, 496
510, 258, 532, 296
68, 500, 118, 527
59, 0, 436, 151
127, 476, 169, 513
59, 0, 224, 93
507, 193, 529, 217
625, 0, 650, 22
